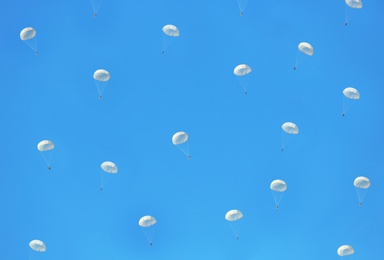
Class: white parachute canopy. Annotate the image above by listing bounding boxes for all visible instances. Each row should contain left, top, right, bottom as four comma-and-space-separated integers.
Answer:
337, 245, 354, 256
101, 161, 118, 174
270, 180, 287, 208
93, 69, 110, 82
354, 176, 370, 206
139, 215, 157, 246
93, 69, 110, 99
139, 215, 157, 227
225, 209, 243, 221
37, 140, 54, 170
20, 27, 36, 41
294, 42, 313, 70
162, 25, 180, 37
37, 140, 54, 152
99, 161, 118, 191
162, 24, 179, 53
281, 122, 299, 151
345, 0, 362, 9
172, 131, 190, 159
225, 209, 243, 239
29, 240, 46, 252
20, 27, 38, 54
270, 179, 287, 192
234, 64, 252, 76
282, 122, 299, 134
343, 87, 360, 100
234, 64, 252, 94
342, 87, 360, 117
298, 42, 314, 56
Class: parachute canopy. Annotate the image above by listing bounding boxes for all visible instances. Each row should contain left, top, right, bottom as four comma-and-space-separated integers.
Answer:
20, 27, 36, 41
234, 64, 252, 76
270, 180, 287, 192
298, 42, 314, 56
337, 245, 354, 256
139, 215, 156, 227
354, 176, 370, 189
162, 25, 180, 37
225, 209, 243, 221
37, 140, 54, 152
172, 131, 188, 145
345, 0, 362, 8
101, 161, 118, 174
282, 122, 299, 134
343, 87, 360, 100
29, 240, 46, 252
93, 69, 110, 82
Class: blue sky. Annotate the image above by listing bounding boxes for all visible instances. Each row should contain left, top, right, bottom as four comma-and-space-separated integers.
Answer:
1, 0, 384, 259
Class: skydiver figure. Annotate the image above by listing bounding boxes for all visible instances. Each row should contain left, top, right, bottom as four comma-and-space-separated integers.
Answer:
240, 12, 243, 16
293, 66, 296, 70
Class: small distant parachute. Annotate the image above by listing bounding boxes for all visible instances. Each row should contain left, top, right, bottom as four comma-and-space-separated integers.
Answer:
234, 64, 252, 94
298, 42, 314, 56
345, 0, 362, 9
337, 245, 354, 256
93, 69, 110, 99
90, 0, 103, 16
344, 0, 362, 25
225, 209, 243, 221
20, 27, 38, 54
237, 0, 249, 16
282, 122, 299, 135
281, 122, 299, 151
37, 140, 54, 170
162, 24, 179, 54
100, 161, 118, 191
270, 179, 287, 209
225, 209, 243, 239
139, 215, 157, 245
343, 87, 360, 100
342, 87, 360, 117
172, 131, 190, 159
294, 42, 314, 70
354, 176, 370, 206
29, 240, 46, 252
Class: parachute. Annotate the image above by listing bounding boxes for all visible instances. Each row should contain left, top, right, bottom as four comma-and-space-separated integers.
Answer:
354, 176, 370, 206
90, 0, 103, 16
225, 209, 243, 221
342, 87, 360, 117
29, 240, 46, 252
101, 161, 118, 174
162, 24, 179, 54
344, 0, 362, 25
237, 0, 249, 16
270, 180, 287, 209
172, 131, 190, 159
294, 42, 314, 70
139, 215, 156, 245
93, 69, 110, 99
225, 209, 243, 239
100, 161, 118, 191
298, 42, 314, 56
337, 245, 354, 256
345, 0, 362, 9
20, 27, 38, 54
37, 140, 54, 170
281, 122, 299, 151
234, 64, 252, 94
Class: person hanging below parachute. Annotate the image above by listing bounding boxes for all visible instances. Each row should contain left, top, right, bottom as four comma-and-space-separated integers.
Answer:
294, 42, 314, 70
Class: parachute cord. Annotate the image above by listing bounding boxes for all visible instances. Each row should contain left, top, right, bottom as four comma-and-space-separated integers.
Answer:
294, 51, 299, 70
345, 6, 349, 26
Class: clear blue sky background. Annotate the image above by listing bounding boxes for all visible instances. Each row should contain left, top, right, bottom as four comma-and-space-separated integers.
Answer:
1, 0, 384, 259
